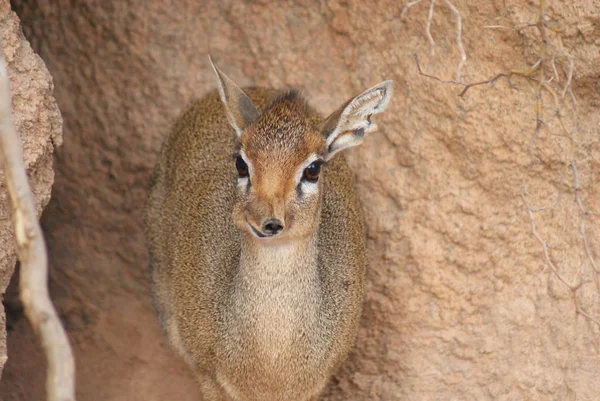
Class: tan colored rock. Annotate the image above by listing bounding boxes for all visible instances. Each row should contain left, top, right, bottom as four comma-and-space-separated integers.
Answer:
2, 0, 599, 400
0, 0, 62, 379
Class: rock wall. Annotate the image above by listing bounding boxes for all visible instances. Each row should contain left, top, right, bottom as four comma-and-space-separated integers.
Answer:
2, 0, 599, 400
0, 0, 62, 379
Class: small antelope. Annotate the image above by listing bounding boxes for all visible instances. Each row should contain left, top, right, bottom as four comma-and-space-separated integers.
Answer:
144, 58, 393, 401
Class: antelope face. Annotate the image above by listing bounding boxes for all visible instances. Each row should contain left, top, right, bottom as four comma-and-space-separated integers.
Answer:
210, 57, 393, 243
232, 93, 326, 241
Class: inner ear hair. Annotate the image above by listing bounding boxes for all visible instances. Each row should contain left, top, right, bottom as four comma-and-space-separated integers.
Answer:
321, 80, 393, 160
209, 56, 259, 137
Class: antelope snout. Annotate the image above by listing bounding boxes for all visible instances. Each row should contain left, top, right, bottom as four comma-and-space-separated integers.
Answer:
246, 194, 287, 238
248, 216, 285, 238
261, 218, 284, 236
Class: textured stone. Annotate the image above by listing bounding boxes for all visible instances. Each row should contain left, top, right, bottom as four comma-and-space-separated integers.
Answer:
2, 0, 599, 400
0, 0, 62, 379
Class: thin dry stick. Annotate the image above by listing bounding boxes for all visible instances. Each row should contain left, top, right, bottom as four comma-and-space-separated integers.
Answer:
0, 60, 76, 400
550, 55, 560, 82
413, 54, 507, 97
521, 183, 599, 327
570, 162, 600, 282
402, 0, 467, 81
416, 0, 599, 326
561, 56, 574, 98
483, 25, 512, 30
400, 0, 424, 18
442, 0, 467, 80
426, 0, 436, 54
520, 187, 579, 291
527, 0, 598, 325
574, 296, 600, 326
529, 70, 544, 165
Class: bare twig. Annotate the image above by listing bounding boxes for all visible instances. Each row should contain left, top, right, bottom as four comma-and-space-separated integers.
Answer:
483, 25, 511, 30
442, 0, 467, 80
414, 54, 506, 97
574, 296, 600, 326
561, 56, 574, 98
426, 0, 436, 54
521, 186, 598, 326
415, 0, 599, 325
528, 117, 544, 165
402, 0, 468, 81
0, 59, 76, 400
570, 162, 600, 285
520, 187, 579, 291
550, 55, 560, 82
414, 54, 466, 86
458, 73, 508, 97
400, 0, 424, 18
484, 23, 538, 31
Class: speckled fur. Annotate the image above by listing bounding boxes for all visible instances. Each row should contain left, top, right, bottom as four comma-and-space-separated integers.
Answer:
144, 87, 368, 401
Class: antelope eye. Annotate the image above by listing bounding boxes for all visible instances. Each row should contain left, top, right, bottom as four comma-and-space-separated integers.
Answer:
302, 162, 322, 183
235, 156, 249, 178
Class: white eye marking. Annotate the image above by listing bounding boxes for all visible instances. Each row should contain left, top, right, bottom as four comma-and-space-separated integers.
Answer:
300, 181, 319, 195
295, 153, 322, 197
237, 176, 249, 191
235, 150, 253, 193
239, 149, 254, 177
294, 153, 320, 184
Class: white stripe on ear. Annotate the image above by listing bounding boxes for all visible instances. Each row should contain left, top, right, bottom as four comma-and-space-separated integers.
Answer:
209, 56, 259, 138
320, 80, 393, 161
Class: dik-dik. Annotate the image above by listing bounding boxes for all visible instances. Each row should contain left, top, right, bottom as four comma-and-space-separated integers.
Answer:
144, 58, 392, 401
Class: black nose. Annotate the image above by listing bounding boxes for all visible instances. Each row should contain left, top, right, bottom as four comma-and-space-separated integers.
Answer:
262, 219, 284, 236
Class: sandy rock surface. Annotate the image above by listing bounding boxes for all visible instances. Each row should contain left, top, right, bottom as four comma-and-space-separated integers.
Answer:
0, 0, 62, 379
1, 0, 599, 400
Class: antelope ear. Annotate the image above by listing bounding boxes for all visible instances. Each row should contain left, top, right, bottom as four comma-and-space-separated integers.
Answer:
320, 80, 393, 161
209, 56, 259, 137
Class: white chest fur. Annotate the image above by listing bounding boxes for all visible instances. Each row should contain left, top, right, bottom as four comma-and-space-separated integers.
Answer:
225, 237, 323, 369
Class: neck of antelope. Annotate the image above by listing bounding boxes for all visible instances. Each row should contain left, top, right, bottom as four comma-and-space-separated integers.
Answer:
229, 231, 322, 357
239, 231, 320, 273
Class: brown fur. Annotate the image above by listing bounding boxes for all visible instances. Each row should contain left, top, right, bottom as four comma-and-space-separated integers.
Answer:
145, 75, 390, 400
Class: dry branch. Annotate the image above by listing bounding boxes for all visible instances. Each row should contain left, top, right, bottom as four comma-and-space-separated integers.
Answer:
570, 162, 600, 285
521, 185, 600, 327
401, 0, 467, 80
0, 59, 76, 400
426, 0, 436, 53
401, 0, 424, 19
442, 0, 466, 80
414, 0, 599, 326
520, 187, 579, 291
414, 54, 507, 97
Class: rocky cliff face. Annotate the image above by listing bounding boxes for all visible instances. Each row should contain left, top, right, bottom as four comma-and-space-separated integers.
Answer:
0, 0, 62, 379
1, 0, 599, 400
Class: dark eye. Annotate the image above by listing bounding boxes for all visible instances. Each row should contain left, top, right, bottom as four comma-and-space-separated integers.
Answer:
236, 156, 249, 178
302, 161, 322, 183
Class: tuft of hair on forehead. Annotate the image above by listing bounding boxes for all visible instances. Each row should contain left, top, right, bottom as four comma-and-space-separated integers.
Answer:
263, 90, 306, 112
242, 90, 324, 156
